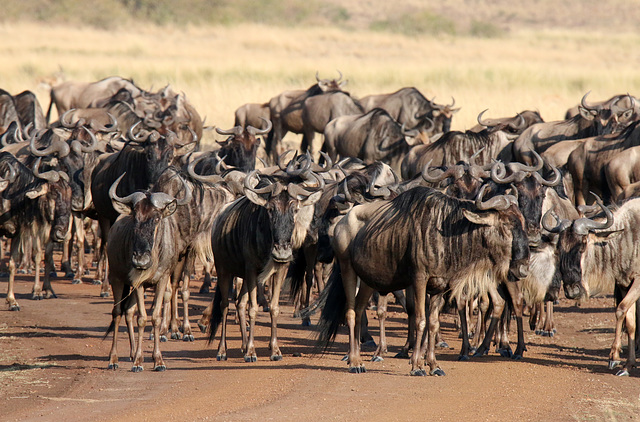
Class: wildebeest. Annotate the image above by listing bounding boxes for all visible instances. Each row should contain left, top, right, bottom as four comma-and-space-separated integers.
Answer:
234, 102, 270, 130
265, 72, 346, 162
207, 162, 324, 362
13, 90, 47, 132
322, 108, 422, 175
470, 109, 542, 134
542, 194, 640, 376
317, 184, 529, 375
0, 89, 20, 135
359, 87, 459, 136
45, 76, 143, 123
105, 173, 192, 372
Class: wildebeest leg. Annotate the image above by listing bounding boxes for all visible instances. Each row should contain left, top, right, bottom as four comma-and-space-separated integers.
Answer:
351, 282, 375, 372
503, 281, 526, 359
300, 129, 315, 157
268, 264, 288, 361
151, 278, 169, 371
42, 242, 57, 299
471, 292, 489, 353
131, 287, 147, 372
298, 245, 317, 326
96, 219, 111, 296
60, 218, 73, 279
180, 265, 195, 342
530, 302, 540, 332
457, 298, 472, 361
198, 301, 213, 333
6, 243, 19, 311
31, 248, 44, 300
543, 301, 556, 336
473, 284, 506, 357
159, 282, 172, 342
244, 273, 259, 362
410, 276, 429, 376
341, 259, 365, 373
236, 281, 249, 353
107, 275, 125, 370
125, 301, 137, 362
314, 260, 326, 293
424, 292, 446, 376
72, 215, 86, 284
396, 286, 416, 359
213, 270, 233, 361
609, 279, 640, 374
372, 293, 389, 362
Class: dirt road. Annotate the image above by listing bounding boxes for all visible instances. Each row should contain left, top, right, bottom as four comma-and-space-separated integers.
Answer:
1, 275, 639, 422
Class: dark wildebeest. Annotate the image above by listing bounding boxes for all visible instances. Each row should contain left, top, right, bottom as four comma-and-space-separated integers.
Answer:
317, 184, 529, 375
565, 93, 639, 121
91, 130, 195, 295
322, 108, 423, 175
605, 144, 640, 202
543, 194, 640, 376
2, 152, 72, 311
401, 128, 514, 180
13, 90, 46, 132
567, 121, 640, 206
194, 119, 272, 173
104, 173, 192, 372
45, 76, 143, 123
265, 72, 346, 162
513, 92, 636, 166
0, 89, 20, 135
234, 102, 270, 130
359, 87, 459, 137
207, 164, 324, 362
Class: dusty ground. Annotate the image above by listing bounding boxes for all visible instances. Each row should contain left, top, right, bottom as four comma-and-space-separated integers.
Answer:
1, 268, 639, 422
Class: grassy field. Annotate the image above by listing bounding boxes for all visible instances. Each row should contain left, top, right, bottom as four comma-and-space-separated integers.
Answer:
2, 20, 640, 146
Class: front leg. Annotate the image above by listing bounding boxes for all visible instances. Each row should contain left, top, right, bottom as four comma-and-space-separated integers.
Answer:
473, 284, 505, 357
268, 265, 288, 361
610, 279, 640, 375
424, 293, 446, 376
372, 293, 389, 362
504, 281, 526, 360
151, 278, 169, 371
131, 287, 147, 372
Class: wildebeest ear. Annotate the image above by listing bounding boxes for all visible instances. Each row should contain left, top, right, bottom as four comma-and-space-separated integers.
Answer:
111, 199, 132, 216
590, 229, 623, 241
26, 183, 48, 199
578, 106, 596, 121
0, 180, 8, 192
619, 109, 635, 122
300, 190, 323, 207
461, 209, 497, 226
162, 200, 178, 218
245, 190, 269, 207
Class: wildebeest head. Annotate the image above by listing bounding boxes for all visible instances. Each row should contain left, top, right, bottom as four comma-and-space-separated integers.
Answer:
243, 167, 323, 263
578, 92, 636, 135
467, 184, 530, 281
214, 118, 272, 172
542, 193, 614, 299
315, 70, 347, 93
31, 157, 72, 243
109, 173, 192, 270
490, 151, 562, 247
427, 97, 460, 134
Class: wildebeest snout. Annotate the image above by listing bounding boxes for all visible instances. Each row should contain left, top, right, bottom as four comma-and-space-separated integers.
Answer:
508, 259, 529, 281
564, 282, 583, 300
272, 243, 293, 263
132, 251, 152, 270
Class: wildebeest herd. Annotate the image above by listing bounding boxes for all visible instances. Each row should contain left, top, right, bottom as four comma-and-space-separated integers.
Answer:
1, 73, 640, 378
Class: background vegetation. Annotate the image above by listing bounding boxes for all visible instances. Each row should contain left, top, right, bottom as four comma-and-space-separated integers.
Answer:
2, 1, 639, 146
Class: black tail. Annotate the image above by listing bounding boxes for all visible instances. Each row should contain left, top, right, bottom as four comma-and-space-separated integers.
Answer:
207, 282, 223, 345
286, 249, 307, 300
315, 261, 346, 354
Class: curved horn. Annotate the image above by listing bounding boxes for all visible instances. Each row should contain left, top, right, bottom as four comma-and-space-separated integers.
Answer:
315, 71, 321, 82
60, 109, 76, 128
246, 117, 272, 136
447, 96, 456, 108
477, 109, 492, 126
109, 173, 146, 206
508, 113, 527, 131
127, 121, 145, 142
175, 176, 192, 206
33, 157, 60, 183
30, 129, 70, 158
475, 184, 516, 211
310, 151, 332, 172
573, 192, 614, 235
533, 164, 561, 187
421, 160, 455, 183
541, 206, 571, 233
469, 147, 486, 166
77, 126, 99, 153
581, 91, 596, 110
244, 170, 277, 195
215, 126, 243, 136
4, 162, 16, 183
335, 69, 343, 82
187, 155, 223, 184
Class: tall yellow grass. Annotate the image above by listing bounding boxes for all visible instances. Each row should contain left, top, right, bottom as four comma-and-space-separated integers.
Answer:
2, 22, 640, 146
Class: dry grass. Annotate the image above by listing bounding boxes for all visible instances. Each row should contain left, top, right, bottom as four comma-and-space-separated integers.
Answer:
2, 22, 640, 146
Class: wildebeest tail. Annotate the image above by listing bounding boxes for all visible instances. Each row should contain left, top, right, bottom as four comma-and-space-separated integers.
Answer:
315, 261, 346, 354
207, 282, 223, 345
286, 249, 307, 300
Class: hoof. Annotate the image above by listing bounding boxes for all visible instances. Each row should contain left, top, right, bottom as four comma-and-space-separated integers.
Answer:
262, 306, 270, 312
183, 334, 195, 342
457, 354, 470, 361
100, 292, 110, 298
198, 322, 207, 333
512, 354, 523, 361
64, 272, 74, 279
131, 365, 144, 373
244, 355, 257, 363
198, 286, 210, 294
410, 369, 427, 376
153, 365, 166, 372
33, 295, 43, 301
171, 332, 181, 340
9, 305, 20, 311
546, 331, 555, 337
293, 310, 301, 318
160, 335, 168, 343
394, 351, 410, 359
301, 317, 311, 327
615, 368, 630, 377
371, 355, 384, 363
430, 368, 446, 376
93, 279, 103, 285
469, 347, 477, 355
472, 348, 488, 358
498, 348, 513, 358
348, 366, 366, 374
535, 330, 542, 335
362, 339, 377, 349
216, 354, 227, 361
107, 363, 118, 370
0, 272, 9, 277
46, 292, 58, 299
71, 279, 83, 285
270, 355, 283, 362
341, 354, 349, 362
436, 341, 449, 349
608, 360, 621, 370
